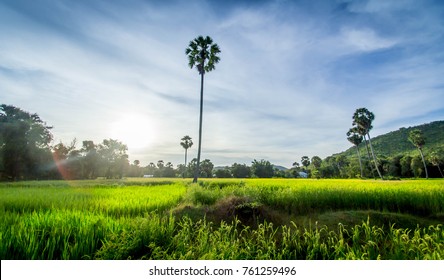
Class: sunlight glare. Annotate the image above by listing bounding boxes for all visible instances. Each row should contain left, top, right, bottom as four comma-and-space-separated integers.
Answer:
109, 114, 157, 150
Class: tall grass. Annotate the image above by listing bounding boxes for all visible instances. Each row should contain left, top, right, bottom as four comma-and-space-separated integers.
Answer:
95, 216, 444, 260
1, 178, 443, 259
0, 180, 186, 259
0, 182, 186, 217
192, 179, 444, 216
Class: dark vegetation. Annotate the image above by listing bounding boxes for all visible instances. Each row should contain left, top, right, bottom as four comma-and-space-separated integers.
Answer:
1, 104, 443, 181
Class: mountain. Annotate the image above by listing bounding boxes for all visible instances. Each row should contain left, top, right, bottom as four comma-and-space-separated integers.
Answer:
335, 120, 444, 159
273, 165, 288, 171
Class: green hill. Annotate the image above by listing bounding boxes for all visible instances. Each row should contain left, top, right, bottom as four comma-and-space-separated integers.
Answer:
337, 120, 444, 159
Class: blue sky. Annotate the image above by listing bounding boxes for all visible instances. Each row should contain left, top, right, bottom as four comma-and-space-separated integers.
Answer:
1, 0, 444, 167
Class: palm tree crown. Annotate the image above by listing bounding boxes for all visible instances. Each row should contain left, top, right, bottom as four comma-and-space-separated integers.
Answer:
180, 135, 193, 150
352, 108, 374, 134
185, 36, 221, 74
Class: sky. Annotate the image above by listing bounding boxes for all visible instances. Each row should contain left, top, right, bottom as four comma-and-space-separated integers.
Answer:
1, 0, 444, 168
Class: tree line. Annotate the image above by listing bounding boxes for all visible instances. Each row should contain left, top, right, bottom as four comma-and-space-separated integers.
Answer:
1, 104, 443, 181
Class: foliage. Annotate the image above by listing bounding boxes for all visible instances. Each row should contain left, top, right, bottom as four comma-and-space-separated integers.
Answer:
340, 121, 444, 159
251, 159, 274, 178
0, 104, 53, 180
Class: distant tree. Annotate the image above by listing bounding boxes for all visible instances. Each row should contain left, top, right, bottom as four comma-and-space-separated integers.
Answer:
347, 127, 364, 178
180, 135, 193, 178
145, 162, 157, 176
81, 140, 98, 179
387, 155, 402, 178
335, 155, 349, 178
411, 155, 425, 178
98, 139, 129, 179
400, 155, 413, 177
251, 159, 274, 178
429, 151, 444, 178
163, 162, 175, 177
311, 156, 322, 169
352, 108, 383, 180
214, 167, 232, 178
52, 140, 78, 179
290, 161, 301, 177
186, 35, 221, 183
231, 163, 251, 178
408, 129, 428, 179
0, 104, 53, 180
301, 156, 310, 171
200, 159, 214, 178
127, 160, 142, 177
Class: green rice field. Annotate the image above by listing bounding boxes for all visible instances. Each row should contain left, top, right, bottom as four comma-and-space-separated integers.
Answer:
1, 178, 443, 260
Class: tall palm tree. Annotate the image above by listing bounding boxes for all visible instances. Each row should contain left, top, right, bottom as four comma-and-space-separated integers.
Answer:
185, 35, 221, 183
347, 127, 364, 178
408, 129, 429, 179
352, 108, 383, 180
180, 135, 193, 178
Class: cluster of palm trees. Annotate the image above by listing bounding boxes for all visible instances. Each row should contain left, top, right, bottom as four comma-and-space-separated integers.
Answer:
347, 108, 430, 179
347, 108, 382, 179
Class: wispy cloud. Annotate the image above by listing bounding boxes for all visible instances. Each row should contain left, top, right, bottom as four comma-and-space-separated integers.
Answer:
1, 0, 443, 167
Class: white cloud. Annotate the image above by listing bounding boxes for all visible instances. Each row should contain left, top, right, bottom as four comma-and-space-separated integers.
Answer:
341, 27, 397, 52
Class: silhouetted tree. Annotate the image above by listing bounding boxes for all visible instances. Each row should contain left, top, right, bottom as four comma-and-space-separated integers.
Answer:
0, 104, 53, 180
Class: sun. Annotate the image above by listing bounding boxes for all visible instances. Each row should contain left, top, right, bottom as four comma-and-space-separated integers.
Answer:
109, 114, 157, 150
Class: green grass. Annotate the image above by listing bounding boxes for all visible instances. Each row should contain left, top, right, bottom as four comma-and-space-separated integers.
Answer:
1, 178, 443, 260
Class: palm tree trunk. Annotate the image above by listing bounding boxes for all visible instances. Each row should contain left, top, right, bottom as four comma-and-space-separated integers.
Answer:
367, 132, 383, 180
363, 135, 376, 179
437, 165, 444, 178
193, 72, 205, 183
183, 148, 188, 179
418, 148, 429, 179
356, 145, 363, 178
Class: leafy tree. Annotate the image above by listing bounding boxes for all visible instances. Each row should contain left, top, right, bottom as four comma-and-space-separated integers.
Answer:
214, 167, 232, 178
311, 156, 322, 169
301, 156, 310, 171
352, 108, 383, 179
163, 162, 176, 177
81, 140, 99, 179
400, 155, 413, 177
98, 139, 129, 179
187, 158, 214, 178
52, 140, 77, 179
408, 129, 429, 179
185, 35, 221, 183
411, 155, 425, 178
429, 150, 444, 178
0, 105, 53, 180
145, 162, 157, 176
347, 127, 364, 178
231, 163, 251, 178
335, 155, 349, 178
251, 159, 274, 178
200, 159, 214, 178
180, 135, 193, 178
